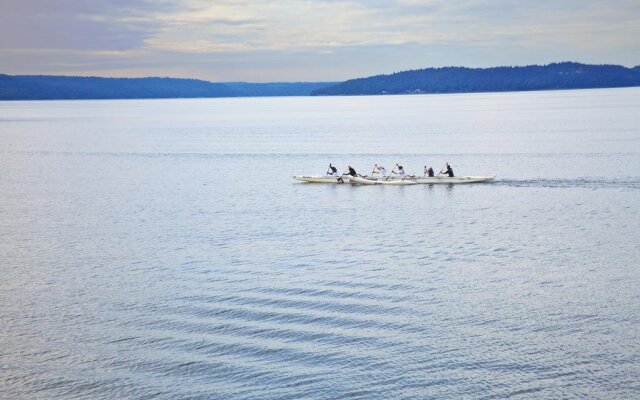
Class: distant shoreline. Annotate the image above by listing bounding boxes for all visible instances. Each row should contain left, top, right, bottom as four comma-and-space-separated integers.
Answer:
311, 62, 640, 96
3, 85, 640, 103
2, 62, 639, 101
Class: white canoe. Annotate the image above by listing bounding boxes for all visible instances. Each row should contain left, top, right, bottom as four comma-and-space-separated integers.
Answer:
294, 175, 495, 184
368, 175, 495, 184
412, 176, 495, 184
350, 176, 417, 185
293, 175, 349, 183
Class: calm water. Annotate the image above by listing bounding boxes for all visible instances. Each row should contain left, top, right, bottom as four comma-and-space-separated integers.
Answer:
1, 89, 639, 399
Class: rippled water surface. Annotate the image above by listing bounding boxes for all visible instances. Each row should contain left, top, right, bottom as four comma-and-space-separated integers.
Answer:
1, 89, 639, 399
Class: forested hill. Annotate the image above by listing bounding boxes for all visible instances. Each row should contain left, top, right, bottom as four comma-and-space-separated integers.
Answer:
311, 62, 640, 96
3, 63, 640, 100
0, 75, 336, 100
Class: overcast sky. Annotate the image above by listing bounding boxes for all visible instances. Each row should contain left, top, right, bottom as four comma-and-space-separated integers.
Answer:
1, 0, 639, 82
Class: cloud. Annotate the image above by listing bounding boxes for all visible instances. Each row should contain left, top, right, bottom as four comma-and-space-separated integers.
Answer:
0, 0, 174, 51
1, 0, 639, 80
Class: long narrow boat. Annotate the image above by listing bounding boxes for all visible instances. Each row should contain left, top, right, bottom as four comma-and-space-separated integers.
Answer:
412, 175, 495, 184
350, 176, 417, 185
294, 174, 495, 184
293, 175, 349, 183
368, 175, 495, 184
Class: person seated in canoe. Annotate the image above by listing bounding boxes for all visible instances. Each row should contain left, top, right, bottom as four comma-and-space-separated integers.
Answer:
443, 163, 454, 177
424, 166, 434, 177
393, 164, 415, 179
372, 163, 386, 177
327, 163, 339, 176
346, 166, 360, 177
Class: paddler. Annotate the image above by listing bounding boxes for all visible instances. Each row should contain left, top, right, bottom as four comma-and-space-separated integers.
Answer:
327, 163, 339, 176
373, 163, 386, 177
424, 166, 434, 177
444, 162, 454, 177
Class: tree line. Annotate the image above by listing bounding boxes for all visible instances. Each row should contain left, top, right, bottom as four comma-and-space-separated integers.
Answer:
0, 75, 335, 100
312, 62, 640, 96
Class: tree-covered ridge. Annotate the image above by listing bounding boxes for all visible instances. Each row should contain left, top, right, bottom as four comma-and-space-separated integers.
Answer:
2, 63, 639, 100
0, 75, 336, 100
312, 62, 640, 96
0, 75, 237, 100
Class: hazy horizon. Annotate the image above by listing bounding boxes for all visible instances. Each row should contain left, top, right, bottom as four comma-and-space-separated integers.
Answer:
1, 1, 639, 82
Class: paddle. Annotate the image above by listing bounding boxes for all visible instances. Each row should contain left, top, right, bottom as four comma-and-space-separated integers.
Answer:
335, 168, 348, 183
437, 164, 447, 177
386, 164, 399, 181
369, 166, 376, 180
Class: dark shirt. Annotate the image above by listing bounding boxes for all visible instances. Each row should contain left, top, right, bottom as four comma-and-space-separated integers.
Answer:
428, 168, 434, 177
446, 166, 454, 177
348, 167, 357, 177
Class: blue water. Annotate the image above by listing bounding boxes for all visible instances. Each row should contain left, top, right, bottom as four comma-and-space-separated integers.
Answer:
1, 88, 639, 399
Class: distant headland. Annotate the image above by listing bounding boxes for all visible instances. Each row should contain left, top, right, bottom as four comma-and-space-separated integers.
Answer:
312, 62, 640, 96
1, 62, 639, 100
0, 76, 336, 100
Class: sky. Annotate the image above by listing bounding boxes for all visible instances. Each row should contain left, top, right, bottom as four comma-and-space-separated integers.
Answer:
1, 0, 639, 82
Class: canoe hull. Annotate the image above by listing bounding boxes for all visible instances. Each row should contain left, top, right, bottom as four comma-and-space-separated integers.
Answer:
366, 175, 496, 184
294, 175, 495, 184
412, 176, 495, 184
350, 176, 417, 185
